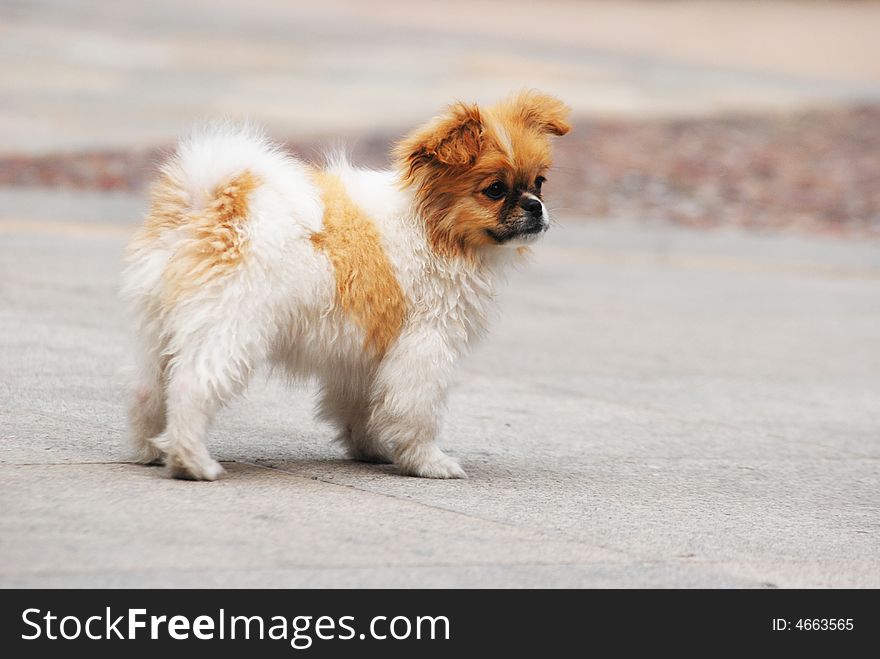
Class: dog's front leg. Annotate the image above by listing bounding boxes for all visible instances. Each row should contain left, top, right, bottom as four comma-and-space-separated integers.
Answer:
317, 378, 392, 464
365, 330, 466, 479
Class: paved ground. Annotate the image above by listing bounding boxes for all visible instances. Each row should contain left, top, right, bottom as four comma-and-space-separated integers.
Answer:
1, 192, 878, 588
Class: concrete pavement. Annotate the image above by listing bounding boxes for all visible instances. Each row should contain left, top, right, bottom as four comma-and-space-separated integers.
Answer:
1, 191, 878, 587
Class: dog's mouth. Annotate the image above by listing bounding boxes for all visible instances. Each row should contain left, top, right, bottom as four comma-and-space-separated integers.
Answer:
521, 223, 547, 235
486, 221, 548, 244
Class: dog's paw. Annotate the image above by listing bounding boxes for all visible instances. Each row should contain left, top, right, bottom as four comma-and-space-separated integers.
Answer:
166, 453, 225, 481
132, 440, 165, 466
396, 446, 467, 479
348, 445, 394, 464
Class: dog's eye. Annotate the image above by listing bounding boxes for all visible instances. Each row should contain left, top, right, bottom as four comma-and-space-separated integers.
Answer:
535, 176, 546, 192
483, 182, 507, 200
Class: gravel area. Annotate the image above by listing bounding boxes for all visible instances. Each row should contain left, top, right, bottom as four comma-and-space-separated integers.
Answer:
553, 106, 880, 236
2, 106, 878, 236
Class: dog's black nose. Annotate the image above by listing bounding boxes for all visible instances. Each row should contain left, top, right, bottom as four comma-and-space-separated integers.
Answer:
520, 197, 543, 216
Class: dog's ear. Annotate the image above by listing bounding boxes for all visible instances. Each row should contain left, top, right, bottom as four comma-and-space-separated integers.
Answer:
395, 102, 484, 181
510, 90, 571, 136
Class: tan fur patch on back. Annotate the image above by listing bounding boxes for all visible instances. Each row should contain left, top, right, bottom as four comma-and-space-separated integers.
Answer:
133, 167, 260, 301
310, 171, 407, 357
130, 165, 191, 248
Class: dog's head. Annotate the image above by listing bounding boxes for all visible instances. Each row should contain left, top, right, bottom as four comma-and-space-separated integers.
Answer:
395, 90, 570, 259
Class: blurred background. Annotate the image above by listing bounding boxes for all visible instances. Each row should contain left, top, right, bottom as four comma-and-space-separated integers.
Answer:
2, 0, 880, 234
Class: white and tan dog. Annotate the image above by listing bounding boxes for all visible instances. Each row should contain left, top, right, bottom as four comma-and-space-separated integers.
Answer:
123, 91, 570, 480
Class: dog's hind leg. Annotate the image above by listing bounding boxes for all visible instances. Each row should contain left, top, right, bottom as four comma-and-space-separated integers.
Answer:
128, 342, 169, 466
152, 341, 254, 481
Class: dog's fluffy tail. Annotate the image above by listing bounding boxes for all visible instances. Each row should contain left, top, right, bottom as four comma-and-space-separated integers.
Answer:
122, 121, 323, 313
165, 121, 303, 213
173, 122, 268, 199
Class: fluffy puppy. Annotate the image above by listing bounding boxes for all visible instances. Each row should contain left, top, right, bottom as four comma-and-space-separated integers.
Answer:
123, 90, 570, 480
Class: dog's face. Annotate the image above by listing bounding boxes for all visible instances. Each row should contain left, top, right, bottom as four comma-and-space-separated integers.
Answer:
395, 91, 570, 259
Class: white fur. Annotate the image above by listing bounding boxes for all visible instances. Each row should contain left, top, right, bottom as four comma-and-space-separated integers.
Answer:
123, 124, 522, 480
